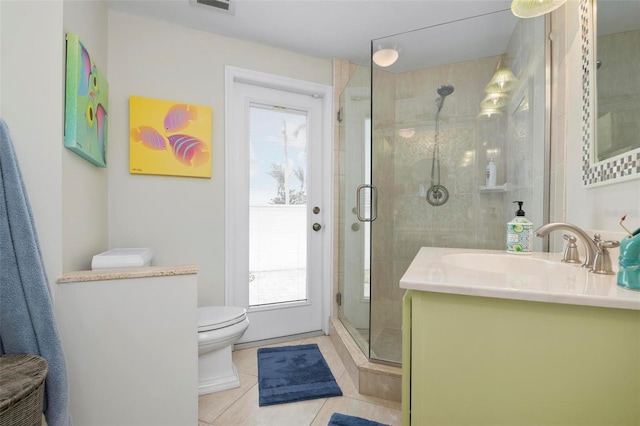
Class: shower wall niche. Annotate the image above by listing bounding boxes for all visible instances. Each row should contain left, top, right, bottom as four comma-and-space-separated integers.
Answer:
338, 10, 548, 365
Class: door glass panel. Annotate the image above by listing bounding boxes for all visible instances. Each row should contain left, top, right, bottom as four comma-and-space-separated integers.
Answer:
249, 103, 308, 307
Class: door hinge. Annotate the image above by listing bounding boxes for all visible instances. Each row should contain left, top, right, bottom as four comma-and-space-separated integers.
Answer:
336, 292, 342, 306
336, 108, 343, 123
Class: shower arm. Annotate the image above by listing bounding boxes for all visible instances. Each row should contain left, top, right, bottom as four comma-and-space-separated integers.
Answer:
428, 84, 454, 189
430, 111, 441, 187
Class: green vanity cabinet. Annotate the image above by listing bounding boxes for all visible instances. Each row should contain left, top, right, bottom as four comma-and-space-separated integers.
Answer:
402, 289, 640, 425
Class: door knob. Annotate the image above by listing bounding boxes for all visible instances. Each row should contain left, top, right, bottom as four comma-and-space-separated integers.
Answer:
312, 223, 322, 231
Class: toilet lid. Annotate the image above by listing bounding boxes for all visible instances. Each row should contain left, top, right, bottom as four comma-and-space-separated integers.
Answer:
198, 306, 247, 332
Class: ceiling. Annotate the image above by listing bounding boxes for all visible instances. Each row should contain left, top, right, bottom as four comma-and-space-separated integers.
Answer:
106, 0, 516, 67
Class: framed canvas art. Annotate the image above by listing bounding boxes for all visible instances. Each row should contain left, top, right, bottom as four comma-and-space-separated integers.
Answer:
129, 96, 212, 178
64, 33, 109, 167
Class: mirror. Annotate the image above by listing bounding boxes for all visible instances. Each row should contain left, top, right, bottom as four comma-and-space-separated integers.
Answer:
582, 0, 640, 186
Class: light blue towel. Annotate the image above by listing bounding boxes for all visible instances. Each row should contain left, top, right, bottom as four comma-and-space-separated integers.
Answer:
0, 118, 71, 426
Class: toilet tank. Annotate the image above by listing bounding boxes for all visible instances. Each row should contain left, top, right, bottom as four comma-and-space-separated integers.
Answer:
91, 248, 153, 270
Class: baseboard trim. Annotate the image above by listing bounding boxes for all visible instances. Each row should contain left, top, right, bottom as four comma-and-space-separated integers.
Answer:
233, 330, 325, 350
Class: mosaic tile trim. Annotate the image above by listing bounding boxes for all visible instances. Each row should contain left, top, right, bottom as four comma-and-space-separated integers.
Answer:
581, 0, 640, 186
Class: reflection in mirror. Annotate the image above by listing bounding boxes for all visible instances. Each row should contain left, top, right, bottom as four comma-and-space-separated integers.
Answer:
596, 0, 640, 162
582, 0, 640, 186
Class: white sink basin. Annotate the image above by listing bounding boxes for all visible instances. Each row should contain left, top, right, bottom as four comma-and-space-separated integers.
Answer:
399, 247, 640, 311
442, 253, 579, 276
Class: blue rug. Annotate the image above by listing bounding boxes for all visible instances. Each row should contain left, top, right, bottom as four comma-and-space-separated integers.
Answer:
257, 343, 342, 406
328, 413, 390, 426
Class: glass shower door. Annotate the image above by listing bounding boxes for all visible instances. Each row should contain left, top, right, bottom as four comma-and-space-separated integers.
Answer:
338, 10, 548, 367
338, 64, 372, 358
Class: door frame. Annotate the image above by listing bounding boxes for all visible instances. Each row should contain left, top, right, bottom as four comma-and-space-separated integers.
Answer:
224, 66, 333, 337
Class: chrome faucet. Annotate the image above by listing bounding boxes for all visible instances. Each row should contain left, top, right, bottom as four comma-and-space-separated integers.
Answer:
534, 222, 598, 269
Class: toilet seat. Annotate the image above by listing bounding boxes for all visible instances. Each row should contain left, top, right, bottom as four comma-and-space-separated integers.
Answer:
198, 306, 247, 332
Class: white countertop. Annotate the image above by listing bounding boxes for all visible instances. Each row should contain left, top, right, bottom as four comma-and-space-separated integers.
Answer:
399, 247, 640, 311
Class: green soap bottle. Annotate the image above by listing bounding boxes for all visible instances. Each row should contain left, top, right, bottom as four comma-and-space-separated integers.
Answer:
506, 201, 533, 254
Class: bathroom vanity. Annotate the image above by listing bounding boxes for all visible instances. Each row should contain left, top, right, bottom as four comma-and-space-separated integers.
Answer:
401, 248, 640, 426
56, 265, 198, 426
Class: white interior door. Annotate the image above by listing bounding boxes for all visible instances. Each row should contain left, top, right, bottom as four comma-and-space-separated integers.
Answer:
225, 68, 332, 343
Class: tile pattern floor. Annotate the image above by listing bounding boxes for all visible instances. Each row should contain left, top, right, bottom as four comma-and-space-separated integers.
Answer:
198, 335, 402, 426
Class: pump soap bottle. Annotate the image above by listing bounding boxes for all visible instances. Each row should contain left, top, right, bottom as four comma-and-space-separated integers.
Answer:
506, 201, 533, 254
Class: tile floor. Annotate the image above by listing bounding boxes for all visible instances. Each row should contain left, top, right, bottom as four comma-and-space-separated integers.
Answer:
198, 335, 402, 426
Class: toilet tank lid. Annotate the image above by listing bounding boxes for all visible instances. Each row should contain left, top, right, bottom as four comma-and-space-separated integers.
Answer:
198, 306, 247, 330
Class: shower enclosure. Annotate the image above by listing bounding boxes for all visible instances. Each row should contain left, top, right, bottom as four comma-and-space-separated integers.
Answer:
337, 9, 549, 365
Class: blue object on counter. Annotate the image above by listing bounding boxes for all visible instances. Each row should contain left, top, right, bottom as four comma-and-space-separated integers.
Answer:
617, 227, 640, 291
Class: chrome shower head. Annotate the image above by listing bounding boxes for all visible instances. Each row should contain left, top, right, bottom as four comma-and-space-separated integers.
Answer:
437, 85, 455, 97
435, 85, 455, 112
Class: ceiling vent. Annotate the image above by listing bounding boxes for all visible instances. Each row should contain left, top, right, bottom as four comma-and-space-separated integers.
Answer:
190, 0, 235, 15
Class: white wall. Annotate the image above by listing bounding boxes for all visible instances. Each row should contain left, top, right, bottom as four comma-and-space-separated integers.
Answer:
1, 0, 65, 288
107, 10, 332, 306
564, 0, 640, 231
0, 0, 110, 289
62, 1, 110, 272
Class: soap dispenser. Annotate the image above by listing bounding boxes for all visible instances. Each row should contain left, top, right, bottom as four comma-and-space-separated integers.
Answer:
506, 201, 533, 254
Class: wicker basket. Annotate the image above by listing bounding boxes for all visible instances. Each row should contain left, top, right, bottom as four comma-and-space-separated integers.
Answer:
0, 354, 48, 426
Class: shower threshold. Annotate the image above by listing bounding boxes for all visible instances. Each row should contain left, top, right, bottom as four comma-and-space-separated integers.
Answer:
329, 318, 401, 402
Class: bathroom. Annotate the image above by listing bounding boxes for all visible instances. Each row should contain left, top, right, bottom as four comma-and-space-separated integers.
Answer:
1, 0, 639, 425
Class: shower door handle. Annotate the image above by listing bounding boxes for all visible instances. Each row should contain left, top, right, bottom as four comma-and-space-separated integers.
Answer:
356, 184, 378, 222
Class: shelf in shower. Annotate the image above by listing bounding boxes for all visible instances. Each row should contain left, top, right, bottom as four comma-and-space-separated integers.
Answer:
479, 183, 509, 193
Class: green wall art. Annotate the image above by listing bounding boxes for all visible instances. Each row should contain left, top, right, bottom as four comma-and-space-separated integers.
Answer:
64, 33, 108, 167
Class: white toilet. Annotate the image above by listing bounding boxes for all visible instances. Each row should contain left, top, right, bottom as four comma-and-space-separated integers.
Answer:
197, 306, 249, 395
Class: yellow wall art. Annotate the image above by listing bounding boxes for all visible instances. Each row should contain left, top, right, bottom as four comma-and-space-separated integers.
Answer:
129, 96, 212, 178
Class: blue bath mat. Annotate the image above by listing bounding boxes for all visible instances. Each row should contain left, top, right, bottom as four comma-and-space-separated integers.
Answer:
328, 413, 390, 426
257, 343, 342, 406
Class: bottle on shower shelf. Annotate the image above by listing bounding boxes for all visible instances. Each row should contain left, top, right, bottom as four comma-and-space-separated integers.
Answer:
485, 158, 496, 187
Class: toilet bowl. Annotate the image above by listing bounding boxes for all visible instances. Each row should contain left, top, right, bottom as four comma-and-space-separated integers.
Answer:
197, 306, 249, 395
